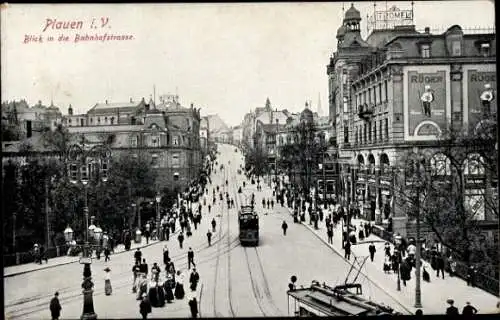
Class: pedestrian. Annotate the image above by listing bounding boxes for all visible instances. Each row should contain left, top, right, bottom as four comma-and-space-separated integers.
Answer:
104, 246, 110, 262
448, 255, 457, 277
132, 261, 141, 293
164, 273, 175, 303
262, 198, 265, 208
178, 232, 185, 249
140, 258, 149, 276
364, 222, 370, 238
467, 265, 477, 287
151, 263, 161, 282
174, 270, 186, 299
188, 247, 196, 269
271, 199, 274, 209
207, 230, 212, 246
211, 218, 217, 233
400, 258, 411, 286
415, 309, 423, 317
208, 204, 211, 214
383, 255, 392, 273
384, 242, 391, 257
436, 254, 445, 279
281, 220, 288, 236
163, 245, 169, 266
358, 223, 365, 241
136, 274, 148, 300
49, 291, 62, 320
327, 226, 333, 244
446, 299, 459, 315
139, 293, 152, 319
104, 267, 112, 295
144, 226, 150, 245
135, 248, 142, 265
462, 301, 478, 315
368, 242, 376, 262
189, 295, 199, 318
422, 266, 430, 282
344, 241, 351, 260
189, 268, 200, 291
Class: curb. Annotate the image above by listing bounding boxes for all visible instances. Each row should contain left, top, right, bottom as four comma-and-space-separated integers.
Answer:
4, 239, 164, 278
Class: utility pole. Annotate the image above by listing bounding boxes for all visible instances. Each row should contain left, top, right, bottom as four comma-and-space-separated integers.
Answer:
415, 184, 422, 308
45, 178, 50, 249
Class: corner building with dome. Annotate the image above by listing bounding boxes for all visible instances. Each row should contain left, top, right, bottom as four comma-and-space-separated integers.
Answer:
326, 3, 497, 243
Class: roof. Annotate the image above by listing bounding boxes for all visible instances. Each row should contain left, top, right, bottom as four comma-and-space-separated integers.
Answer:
87, 101, 145, 115
144, 113, 167, 129
344, 4, 361, 21
260, 123, 278, 133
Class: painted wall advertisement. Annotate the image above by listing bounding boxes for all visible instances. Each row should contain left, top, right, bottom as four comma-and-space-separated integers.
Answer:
407, 70, 448, 137
466, 68, 497, 127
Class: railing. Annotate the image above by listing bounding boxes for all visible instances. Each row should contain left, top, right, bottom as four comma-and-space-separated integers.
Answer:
371, 224, 499, 297
4, 244, 70, 267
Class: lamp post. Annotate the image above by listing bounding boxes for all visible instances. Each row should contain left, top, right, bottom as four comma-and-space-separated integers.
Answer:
156, 193, 162, 240
411, 147, 425, 309
68, 142, 110, 320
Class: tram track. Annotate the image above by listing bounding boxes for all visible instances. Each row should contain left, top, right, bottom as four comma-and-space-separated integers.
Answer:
232, 166, 282, 317
6, 191, 239, 319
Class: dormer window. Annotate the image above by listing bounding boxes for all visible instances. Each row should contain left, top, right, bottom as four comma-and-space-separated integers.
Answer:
451, 40, 461, 56
480, 42, 490, 57
421, 44, 431, 58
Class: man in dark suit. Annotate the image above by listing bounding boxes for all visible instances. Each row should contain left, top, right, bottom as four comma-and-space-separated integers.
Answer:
368, 242, 376, 262
50, 292, 62, 320
140, 258, 149, 276
446, 299, 459, 316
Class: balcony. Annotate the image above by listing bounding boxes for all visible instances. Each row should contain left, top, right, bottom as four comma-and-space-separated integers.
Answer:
358, 103, 374, 121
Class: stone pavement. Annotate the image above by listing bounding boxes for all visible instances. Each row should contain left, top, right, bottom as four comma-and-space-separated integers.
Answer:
252, 178, 499, 315
4, 238, 161, 278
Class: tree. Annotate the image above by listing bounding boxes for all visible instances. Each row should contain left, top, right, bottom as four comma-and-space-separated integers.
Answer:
396, 116, 497, 273
278, 120, 325, 197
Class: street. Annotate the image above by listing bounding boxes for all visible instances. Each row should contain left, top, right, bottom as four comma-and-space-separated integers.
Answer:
5, 143, 408, 319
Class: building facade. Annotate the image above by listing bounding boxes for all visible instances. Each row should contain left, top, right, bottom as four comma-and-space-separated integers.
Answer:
3, 95, 203, 193
327, 4, 497, 239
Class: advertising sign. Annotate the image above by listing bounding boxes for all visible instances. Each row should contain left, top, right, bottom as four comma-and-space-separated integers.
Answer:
465, 67, 497, 127
367, 6, 414, 32
407, 70, 448, 137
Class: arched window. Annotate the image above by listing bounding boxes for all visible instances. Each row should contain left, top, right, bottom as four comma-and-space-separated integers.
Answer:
430, 153, 451, 176
463, 153, 485, 175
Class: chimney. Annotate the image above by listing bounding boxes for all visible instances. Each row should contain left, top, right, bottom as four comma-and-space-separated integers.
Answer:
105, 100, 108, 105
130, 97, 133, 103
191, 103, 194, 109
424, 27, 430, 34
68, 104, 73, 115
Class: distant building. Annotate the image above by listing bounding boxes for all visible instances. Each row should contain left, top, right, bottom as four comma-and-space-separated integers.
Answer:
1, 99, 63, 140
3, 95, 203, 192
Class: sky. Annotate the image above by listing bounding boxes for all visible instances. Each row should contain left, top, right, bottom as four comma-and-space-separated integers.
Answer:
1, 1, 495, 127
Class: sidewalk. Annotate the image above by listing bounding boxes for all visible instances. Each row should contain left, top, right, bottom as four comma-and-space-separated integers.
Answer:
250, 177, 499, 315
4, 237, 162, 278
286, 204, 499, 315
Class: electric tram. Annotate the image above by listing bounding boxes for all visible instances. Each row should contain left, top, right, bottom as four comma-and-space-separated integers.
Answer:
287, 282, 402, 317
238, 205, 259, 246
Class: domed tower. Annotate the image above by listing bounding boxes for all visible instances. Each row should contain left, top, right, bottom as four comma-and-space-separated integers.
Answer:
343, 3, 361, 33
336, 24, 346, 47
300, 101, 314, 125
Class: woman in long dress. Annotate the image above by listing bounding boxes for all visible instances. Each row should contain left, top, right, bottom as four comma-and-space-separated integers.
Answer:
148, 280, 159, 307
164, 274, 175, 303
104, 267, 112, 295
174, 270, 185, 300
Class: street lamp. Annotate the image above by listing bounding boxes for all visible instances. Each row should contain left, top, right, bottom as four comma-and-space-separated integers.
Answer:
410, 146, 426, 309
68, 142, 110, 320
156, 193, 162, 240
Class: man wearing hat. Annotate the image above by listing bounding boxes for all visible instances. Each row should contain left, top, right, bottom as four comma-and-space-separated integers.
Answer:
462, 301, 478, 315
446, 299, 459, 315
49, 291, 62, 320
139, 293, 152, 319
